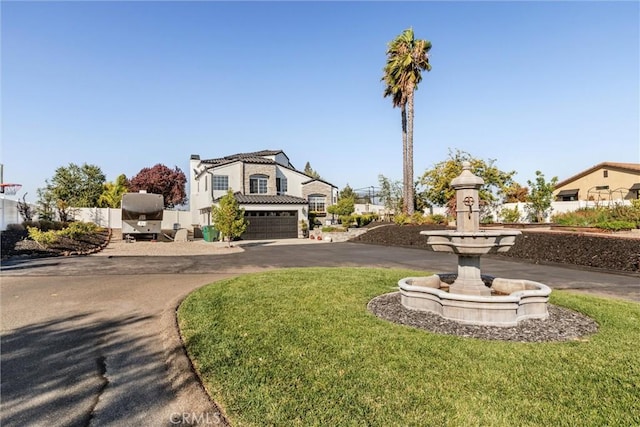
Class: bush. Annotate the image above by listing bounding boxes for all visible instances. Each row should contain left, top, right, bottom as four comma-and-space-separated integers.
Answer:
322, 226, 347, 233
27, 226, 59, 247
339, 215, 354, 228
347, 213, 379, 228
500, 206, 521, 223
23, 220, 66, 232
411, 212, 426, 225
594, 220, 637, 231
553, 205, 640, 229
424, 214, 447, 225
58, 221, 100, 239
393, 213, 409, 225
6, 223, 25, 232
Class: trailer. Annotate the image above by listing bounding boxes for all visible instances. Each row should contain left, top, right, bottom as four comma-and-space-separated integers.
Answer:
121, 192, 164, 240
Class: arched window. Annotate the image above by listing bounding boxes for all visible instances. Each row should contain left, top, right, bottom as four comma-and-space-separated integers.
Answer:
250, 174, 268, 194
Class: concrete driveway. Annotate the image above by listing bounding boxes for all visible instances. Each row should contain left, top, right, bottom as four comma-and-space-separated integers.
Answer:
2, 241, 638, 426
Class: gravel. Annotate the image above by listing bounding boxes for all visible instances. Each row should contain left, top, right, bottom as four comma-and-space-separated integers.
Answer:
368, 292, 599, 343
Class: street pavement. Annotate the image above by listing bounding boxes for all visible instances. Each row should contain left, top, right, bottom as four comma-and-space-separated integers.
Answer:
1, 241, 638, 426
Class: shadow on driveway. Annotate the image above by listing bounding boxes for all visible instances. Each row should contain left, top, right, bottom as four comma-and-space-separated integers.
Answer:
1, 312, 193, 427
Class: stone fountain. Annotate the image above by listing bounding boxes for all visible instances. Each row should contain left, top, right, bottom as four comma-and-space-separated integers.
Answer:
398, 162, 551, 326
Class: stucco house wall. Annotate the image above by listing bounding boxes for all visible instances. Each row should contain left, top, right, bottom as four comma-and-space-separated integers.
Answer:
554, 162, 640, 201
189, 150, 337, 237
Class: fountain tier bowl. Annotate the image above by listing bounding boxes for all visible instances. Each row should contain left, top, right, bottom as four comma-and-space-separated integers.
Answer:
398, 275, 551, 327
420, 230, 522, 255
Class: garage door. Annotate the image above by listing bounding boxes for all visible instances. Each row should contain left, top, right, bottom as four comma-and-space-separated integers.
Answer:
242, 211, 298, 240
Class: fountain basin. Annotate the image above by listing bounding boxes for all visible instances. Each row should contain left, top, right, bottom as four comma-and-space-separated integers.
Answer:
398, 275, 551, 327
420, 230, 521, 255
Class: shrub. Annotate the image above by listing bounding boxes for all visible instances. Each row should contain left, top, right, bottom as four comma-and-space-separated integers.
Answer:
480, 214, 495, 224
595, 220, 636, 231
350, 213, 378, 227
424, 214, 447, 225
393, 213, 409, 225
322, 226, 347, 233
23, 220, 66, 232
553, 206, 640, 229
500, 206, 521, 223
27, 226, 59, 247
7, 223, 25, 232
411, 212, 426, 225
58, 221, 100, 239
339, 215, 354, 228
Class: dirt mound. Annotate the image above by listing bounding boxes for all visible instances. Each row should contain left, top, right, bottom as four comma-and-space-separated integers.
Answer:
1, 229, 111, 260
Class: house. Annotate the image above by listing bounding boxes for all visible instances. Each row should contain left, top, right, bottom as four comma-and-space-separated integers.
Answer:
189, 150, 338, 239
554, 162, 640, 202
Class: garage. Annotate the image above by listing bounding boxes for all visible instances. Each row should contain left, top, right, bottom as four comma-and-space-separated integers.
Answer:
242, 210, 298, 240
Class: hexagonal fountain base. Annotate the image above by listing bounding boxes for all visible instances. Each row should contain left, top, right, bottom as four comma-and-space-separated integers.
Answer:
398, 274, 551, 327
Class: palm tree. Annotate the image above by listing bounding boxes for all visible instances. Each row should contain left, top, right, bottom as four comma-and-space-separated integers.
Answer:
98, 174, 128, 208
383, 28, 431, 215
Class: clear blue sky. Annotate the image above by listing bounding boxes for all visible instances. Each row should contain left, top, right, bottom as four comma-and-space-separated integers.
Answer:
2, 1, 639, 204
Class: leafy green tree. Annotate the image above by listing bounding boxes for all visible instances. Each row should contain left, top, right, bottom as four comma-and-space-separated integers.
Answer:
51, 163, 106, 207
327, 196, 355, 217
36, 187, 56, 221
211, 190, 248, 247
378, 174, 403, 216
339, 184, 356, 201
418, 149, 516, 209
99, 174, 129, 208
128, 164, 187, 208
38, 163, 106, 221
383, 27, 432, 216
303, 162, 321, 179
526, 171, 558, 223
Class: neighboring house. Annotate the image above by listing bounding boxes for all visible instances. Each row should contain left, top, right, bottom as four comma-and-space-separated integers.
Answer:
189, 150, 338, 239
554, 162, 640, 201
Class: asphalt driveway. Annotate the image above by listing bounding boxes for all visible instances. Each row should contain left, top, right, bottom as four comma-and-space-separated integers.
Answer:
1, 241, 638, 426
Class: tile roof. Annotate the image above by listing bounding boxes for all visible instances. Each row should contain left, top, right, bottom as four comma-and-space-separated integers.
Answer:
201, 150, 284, 165
555, 162, 640, 188
214, 193, 309, 205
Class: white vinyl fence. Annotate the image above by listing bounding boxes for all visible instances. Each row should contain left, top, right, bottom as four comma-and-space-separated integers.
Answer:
72, 208, 193, 230
0, 197, 23, 231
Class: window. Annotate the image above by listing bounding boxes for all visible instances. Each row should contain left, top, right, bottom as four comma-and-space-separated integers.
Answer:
308, 195, 326, 213
213, 175, 228, 191
250, 174, 268, 194
603, 170, 608, 178
204, 176, 207, 192
276, 177, 288, 195
595, 185, 609, 191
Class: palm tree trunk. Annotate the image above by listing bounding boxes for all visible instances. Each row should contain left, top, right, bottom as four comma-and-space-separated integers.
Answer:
406, 90, 415, 216
401, 104, 408, 214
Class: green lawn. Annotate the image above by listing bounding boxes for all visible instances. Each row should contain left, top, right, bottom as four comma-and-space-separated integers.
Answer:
178, 268, 640, 426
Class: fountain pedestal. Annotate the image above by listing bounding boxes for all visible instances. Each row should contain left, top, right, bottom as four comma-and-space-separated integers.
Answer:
398, 161, 551, 326
452, 255, 488, 296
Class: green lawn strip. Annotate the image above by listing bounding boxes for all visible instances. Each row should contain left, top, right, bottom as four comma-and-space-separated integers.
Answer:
178, 268, 640, 427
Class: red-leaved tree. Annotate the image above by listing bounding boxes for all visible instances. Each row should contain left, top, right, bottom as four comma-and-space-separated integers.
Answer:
128, 164, 187, 208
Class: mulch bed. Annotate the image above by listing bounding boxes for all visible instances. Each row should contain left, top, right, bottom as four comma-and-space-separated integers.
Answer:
368, 292, 599, 342
1, 229, 111, 260
350, 224, 640, 274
